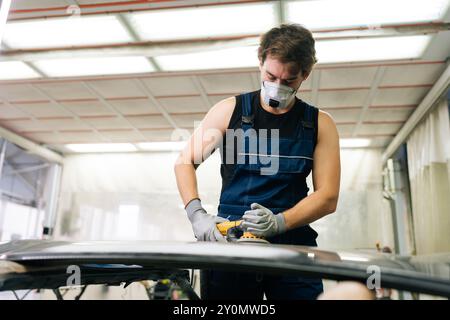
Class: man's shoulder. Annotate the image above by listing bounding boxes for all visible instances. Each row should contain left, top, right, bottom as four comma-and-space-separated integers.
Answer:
316, 108, 339, 142
317, 109, 335, 124
210, 96, 236, 115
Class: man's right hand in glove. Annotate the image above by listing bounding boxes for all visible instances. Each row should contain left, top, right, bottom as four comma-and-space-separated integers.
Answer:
185, 198, 228, 242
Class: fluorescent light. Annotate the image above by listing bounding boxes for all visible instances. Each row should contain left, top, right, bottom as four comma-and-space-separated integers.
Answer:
316, 35, 431, 63
136, 141, 186, 152
340, 138, 371, 148
0, 61, 41, 80
0, 0, 11, 46
33, 56, 154, 77
286, 0, 449, 30
3, 15, 132, 49
156, 46, 259, 71
127, 3, 276, 41
65, 143, 138, 153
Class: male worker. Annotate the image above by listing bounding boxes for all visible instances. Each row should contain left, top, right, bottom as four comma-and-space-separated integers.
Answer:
174, 24, 340, 299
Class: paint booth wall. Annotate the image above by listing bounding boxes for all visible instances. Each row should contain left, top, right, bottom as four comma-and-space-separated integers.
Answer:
55, 149, 392, 250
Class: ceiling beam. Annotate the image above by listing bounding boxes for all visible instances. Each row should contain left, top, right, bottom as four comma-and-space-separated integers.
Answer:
132, 79, 180, 130
0, 36, 259, 62
190, 76, 212, 111
352, 67, 386, 137
277, 0, 285, 25
81, 81, 150, 141
0, 125, 64, 163
116, 13, 162, 72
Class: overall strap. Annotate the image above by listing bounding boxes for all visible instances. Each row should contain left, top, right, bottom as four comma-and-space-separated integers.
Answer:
297, 102, 317, 142
241, 92, 254, 132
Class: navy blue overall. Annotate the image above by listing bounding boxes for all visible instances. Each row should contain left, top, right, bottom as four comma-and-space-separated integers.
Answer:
200, 92, 323, 300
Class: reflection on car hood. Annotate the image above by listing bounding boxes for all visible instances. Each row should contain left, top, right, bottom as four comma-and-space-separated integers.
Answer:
0, 240, 449, 297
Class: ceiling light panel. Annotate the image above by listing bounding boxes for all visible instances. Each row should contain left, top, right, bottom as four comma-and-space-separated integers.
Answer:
126, 3, 277, 41
33, 56, 154, 77
316, 35, 431, 63
0, 61, 41, 80
155, 46, 259, 71
286, 0, 449, 30
65, 143, 137, 153
3, 15, 132, 49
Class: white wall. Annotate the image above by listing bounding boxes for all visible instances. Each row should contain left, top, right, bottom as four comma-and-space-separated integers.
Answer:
55, 148, 392, 250
55, 151, 222, 242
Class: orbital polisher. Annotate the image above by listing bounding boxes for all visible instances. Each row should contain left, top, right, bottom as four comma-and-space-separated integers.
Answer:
216, 220, 269, 244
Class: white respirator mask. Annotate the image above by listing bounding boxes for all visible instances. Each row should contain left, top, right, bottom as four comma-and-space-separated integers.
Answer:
261, 80, 299, 109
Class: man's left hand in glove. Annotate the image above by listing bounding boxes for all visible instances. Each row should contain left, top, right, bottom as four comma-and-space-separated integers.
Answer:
241, 203, 287, 238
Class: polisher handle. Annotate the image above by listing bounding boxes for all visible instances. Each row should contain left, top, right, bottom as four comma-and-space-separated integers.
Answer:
216, 220, 242, 236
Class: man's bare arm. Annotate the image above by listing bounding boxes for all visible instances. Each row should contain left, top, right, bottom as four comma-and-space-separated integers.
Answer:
174, 97, 235, 206
282, 110, 341, 229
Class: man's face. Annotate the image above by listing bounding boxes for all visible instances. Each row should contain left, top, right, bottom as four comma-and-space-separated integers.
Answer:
259, 55, 308, 90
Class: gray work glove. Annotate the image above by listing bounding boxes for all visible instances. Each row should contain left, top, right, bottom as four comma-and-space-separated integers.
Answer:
185, 199, 227, 242
241, 203, 287, 238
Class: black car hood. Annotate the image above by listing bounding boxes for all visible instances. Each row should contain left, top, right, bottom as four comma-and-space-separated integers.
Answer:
0, 240, 449, 297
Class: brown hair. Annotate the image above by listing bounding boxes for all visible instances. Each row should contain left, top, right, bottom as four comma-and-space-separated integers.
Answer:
258, 24, 317, 75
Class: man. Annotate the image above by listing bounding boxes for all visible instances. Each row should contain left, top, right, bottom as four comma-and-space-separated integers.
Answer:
174, 24, 340, 299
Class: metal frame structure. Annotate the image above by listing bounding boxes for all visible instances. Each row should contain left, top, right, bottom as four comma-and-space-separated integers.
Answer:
0, 137, 63, 240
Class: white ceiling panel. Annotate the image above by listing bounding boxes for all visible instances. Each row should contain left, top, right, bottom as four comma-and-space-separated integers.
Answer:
317, 89, 369, 108
126, 115, 171, 129
372, 87, 429, 106
60, 100, 116, 117
0, 84, 46, 101
326, 108, 362, 123
157, 96, 207, 113
0, 104, 29, 119
21, 131, 62, 144
199, 73, 255, 94
39, 118, 91, 131
81, 116, 133, 130
142, 76, 199, 96
140, 129, 184, 141
35, 82, 95, 100
87, 79, 146, 99
380, 63, 445, 86
320, 67, 378, 89
336, 124, 355, 136
4, 119, 49, 131
98, 130, 144, 142
207, 94, 233, 106
172, 113, 205, 128
21, 131, 94, 144
46, 131, 104, 144
364, 107, 415, 122
13, 102, 71, 117
357, 123, 403, 136
108, 98, 159, 116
